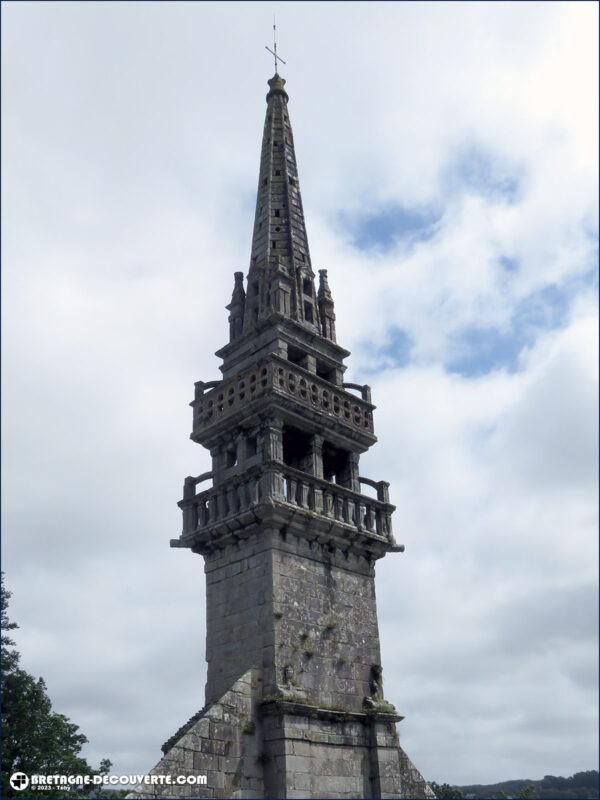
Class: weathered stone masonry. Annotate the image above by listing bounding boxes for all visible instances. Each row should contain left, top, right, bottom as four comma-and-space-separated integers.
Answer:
129, 73, 434, 799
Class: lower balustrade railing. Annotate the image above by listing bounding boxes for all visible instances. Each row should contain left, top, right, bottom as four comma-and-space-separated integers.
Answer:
180, 466, 393, 539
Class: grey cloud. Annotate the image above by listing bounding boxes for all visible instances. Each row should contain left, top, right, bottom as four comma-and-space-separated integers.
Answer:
493, 582, 598, 652
2, 0, 597, 790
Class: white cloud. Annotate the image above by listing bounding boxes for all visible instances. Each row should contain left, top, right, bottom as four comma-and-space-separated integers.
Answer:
369, 314, 597, 782
2, 0, 597, 787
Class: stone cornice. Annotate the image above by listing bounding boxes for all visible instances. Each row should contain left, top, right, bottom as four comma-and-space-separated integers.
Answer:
260, 698, 404, 724
173, 477, 399, 563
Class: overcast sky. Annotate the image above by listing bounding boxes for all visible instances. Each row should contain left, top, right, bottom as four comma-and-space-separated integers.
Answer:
2, 0, 598, 787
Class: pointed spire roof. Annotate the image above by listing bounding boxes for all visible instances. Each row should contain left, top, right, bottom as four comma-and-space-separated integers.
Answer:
244, 73, 319, 332
250, 73, 312, 273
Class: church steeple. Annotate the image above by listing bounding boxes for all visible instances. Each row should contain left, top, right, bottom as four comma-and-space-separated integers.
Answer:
243, 73, 319, 333
133, 65, 434, 800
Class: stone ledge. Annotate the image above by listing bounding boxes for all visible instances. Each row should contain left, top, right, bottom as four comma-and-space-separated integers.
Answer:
260, 698, 404, 724
175, 500, 397, 563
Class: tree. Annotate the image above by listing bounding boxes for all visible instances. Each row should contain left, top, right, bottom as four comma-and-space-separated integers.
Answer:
430, 781, 464, 799
1, 573, 112, 798
1, 572, 19, 675
517, 785, 537, 799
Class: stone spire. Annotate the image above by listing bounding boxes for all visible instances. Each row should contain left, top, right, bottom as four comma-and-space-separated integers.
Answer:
243, 74, 320, 333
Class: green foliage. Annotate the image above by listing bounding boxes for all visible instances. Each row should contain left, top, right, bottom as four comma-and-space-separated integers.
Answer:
430, 782, 464, 799
260, 693, 354, 714
368, 699, 397, 714
260, 694, 283, 705
457, 771, 599, 799
517, 785, 536, 799
1, 573, 19, 675
1, 573, 111, 798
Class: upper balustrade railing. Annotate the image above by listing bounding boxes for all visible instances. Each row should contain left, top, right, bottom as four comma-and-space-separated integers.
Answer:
192, 356, 374, 438
178, 465, 393, 543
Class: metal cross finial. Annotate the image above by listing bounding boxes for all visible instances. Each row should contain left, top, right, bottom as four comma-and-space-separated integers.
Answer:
265, 16, 286, 74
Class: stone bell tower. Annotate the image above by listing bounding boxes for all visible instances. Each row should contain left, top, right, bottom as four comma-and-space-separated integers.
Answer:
130, 73, 433, 800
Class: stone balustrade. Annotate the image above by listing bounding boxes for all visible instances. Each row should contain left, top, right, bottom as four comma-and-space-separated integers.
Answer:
279, 466, 393, 537
180, 471, 262, 535
342, 382, 372, 403
179, 465, 393, 540
192, 356, 374, 437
